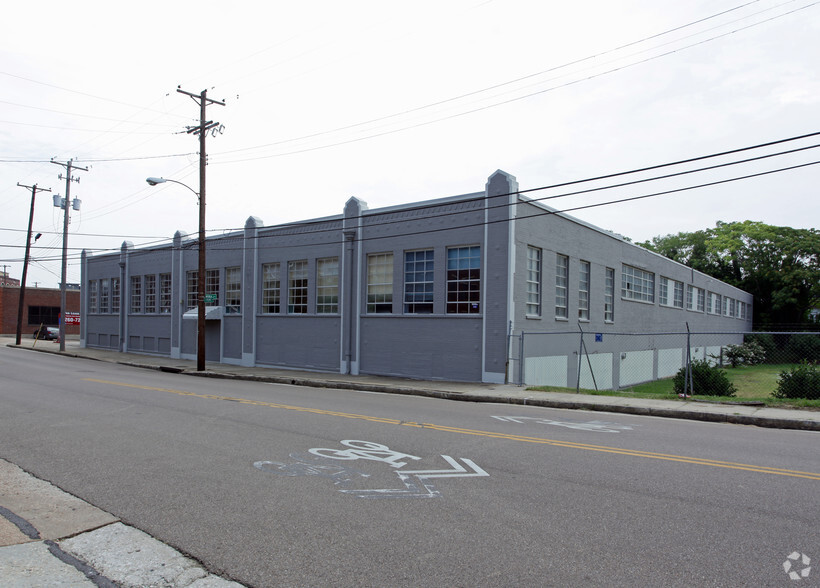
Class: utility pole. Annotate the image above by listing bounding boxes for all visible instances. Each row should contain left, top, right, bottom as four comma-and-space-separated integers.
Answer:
51, 159, 88, 351
176, 87, 225, 371
15, 182, 51, 345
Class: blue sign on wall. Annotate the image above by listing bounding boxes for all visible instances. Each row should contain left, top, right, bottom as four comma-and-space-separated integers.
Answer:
595, 333, 603, 342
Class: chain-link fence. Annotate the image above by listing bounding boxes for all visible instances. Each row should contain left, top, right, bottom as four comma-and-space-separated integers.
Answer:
514, 329, 820, 400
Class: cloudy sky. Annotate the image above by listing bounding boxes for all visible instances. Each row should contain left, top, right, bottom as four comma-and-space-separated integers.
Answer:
1, 0, 818, 288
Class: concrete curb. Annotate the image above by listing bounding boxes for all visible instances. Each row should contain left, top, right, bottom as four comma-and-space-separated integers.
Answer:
136, 361, 820, 432
6, 341, 820, 432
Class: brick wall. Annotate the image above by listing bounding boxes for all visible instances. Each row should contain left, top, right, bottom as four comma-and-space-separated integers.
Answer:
0, 286, 81, 336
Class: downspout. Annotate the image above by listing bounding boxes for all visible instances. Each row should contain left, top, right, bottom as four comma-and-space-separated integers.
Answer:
343, 230, 356, 374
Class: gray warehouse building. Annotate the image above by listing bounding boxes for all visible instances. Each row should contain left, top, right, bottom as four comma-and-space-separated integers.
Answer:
81, 170, 752, 387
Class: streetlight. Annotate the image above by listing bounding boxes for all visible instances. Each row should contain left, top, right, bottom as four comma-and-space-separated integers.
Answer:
146, 176, 206, 371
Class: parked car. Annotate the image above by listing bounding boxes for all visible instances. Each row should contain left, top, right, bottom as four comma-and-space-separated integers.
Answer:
33, 327, 59, 341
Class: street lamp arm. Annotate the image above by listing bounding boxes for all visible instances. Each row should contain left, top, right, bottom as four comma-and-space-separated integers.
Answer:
145, 177, 199, 198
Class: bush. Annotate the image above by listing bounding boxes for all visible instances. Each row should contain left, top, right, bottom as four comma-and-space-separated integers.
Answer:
722, 340, 766, 367
674, 360, 737, 397
784, 334, 820, 363
745, 333, 776, 362
772, 361, 820, 400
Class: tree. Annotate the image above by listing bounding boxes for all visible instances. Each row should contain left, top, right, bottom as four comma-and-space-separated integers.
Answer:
639, 221, 820, 327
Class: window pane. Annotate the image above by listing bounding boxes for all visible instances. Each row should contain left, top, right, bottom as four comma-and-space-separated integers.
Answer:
186, 271, 197, 310
404, 250, 434, 313
367, 253, 393, 313
621, 265, 654, 303
159, 273, 171, 314
131, 276, 142, 313
604, 267, 614, 322
262, 263, 281, 313
578, 260, 590, 320
446, 246, 480, 314
316, 258, 339, 314
99, 279, 109, 314
288, 260, 308, 314
226, 267, 241, 314
144, 275, 156, 313
526, 246, 541, 316
555, 254, 568, 318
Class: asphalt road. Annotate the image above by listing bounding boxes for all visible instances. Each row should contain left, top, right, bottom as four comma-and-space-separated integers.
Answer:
0, 345, 818, 587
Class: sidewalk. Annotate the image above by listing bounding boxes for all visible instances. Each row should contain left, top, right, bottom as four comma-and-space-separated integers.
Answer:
3, 335, 819, 432
0, 458, 243, 587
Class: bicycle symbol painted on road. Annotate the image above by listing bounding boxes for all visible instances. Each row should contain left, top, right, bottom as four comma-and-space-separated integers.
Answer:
308, 440, 422, 468
254, 439, 488, 499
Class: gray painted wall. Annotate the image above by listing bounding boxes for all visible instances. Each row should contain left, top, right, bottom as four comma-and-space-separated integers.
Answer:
80, 170, 751, 384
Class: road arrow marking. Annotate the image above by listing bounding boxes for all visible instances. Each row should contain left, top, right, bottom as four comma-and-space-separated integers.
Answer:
340, 455, 489, 499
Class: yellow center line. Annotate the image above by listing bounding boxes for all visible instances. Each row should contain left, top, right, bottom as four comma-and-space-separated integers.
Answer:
84, 377, 820, 481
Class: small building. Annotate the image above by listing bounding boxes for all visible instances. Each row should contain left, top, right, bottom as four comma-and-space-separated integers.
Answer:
80, 171, 752, 386
0, 284, 81, 337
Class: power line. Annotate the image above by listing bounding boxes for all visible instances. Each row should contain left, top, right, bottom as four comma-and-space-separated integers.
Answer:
5, 131, 816, 266
213, 0, 766, 159
22, 147, 815, 264
212, 1, 818, 165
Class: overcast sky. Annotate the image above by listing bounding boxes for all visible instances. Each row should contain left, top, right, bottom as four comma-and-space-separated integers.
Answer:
1, 0, 818, 289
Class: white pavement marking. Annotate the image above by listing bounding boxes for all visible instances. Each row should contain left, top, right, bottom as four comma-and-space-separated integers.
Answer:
308, 440, 423, 468
257, 441, 489, 499
340, 455, 489, 499
492, 415, 636, 432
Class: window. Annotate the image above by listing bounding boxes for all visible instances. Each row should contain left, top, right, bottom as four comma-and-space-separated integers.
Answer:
262, 263, 281, 313
367, 253, 393, 313
555, 254, 568, 318
622, 265, 654, 302
88, 280, 98, 313
29, 305, 60, 325
673, 280, 684, 309
206, 269, 219, 306
446, 246, 481, 314
526, 246, 541, 316
404, 250, 434, 314
316, 258, 339, 314
659, 277, 682, 307
112, 278, 120, 314
729, 298, 736, 318
288, 260, 308, 314
99, 279, 110, 314
144, 275, 156, 313
578, 261, 590, 320
159, 273, 171, 314
687, 285, 706, 312
186, 271, 198, 310
225, 267, 241, 314
130, 276, 142, 313
723, 296, 730, 317
707, 292, 721, 315
604, 267, 615, 322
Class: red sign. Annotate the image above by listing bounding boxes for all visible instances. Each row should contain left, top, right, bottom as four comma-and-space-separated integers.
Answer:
64, 312, 80, 325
